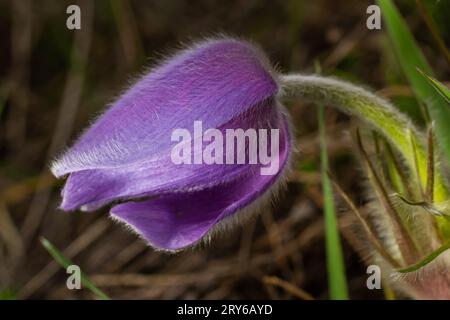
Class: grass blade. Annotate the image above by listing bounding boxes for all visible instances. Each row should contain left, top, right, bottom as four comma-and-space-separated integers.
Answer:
377, 0, 450, 163
318, 105, 349, 299
417, 68, 450, 105
40, 237, 110, 300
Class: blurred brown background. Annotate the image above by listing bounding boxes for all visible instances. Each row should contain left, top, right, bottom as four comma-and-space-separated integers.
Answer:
0, 0, 449, 299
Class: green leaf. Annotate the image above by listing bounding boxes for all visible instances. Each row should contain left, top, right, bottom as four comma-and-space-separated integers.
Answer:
318, 105, 349, 300
40, 237, 110, 300
417, 68, 450, 105
377, 0, 450, 165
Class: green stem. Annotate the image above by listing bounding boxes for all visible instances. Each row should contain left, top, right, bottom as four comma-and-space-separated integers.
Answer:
278, 74, 449, 203
397, 241, 450, 273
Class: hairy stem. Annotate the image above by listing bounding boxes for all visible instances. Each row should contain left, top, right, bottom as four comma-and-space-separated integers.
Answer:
278, 74, 449, 203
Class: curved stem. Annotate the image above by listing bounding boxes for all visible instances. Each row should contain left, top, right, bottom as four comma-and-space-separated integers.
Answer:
278, 74, 449, 203
397, 241, 450, 273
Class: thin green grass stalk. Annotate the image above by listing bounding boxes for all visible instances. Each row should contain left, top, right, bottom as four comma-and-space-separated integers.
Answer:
397, 240, 450, 273
377, 0, 450, 166
417, 69, 450, 105
40, 237, 110, 300
318, 104, 349, 300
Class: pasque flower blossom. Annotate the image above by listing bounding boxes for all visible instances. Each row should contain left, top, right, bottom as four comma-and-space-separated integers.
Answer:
51, 38, 292, 251
52, 35, 450, 298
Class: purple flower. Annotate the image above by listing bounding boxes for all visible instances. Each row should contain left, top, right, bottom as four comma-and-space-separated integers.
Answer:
52, 38, 292, 251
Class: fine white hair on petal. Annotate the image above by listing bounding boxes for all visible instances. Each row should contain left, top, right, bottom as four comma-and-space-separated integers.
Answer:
109, 103, 295, 253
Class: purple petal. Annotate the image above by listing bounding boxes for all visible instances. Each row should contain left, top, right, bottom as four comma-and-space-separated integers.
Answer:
110, 116, 291, 250
60, 100, 286, 211
52, 38, 277, 177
